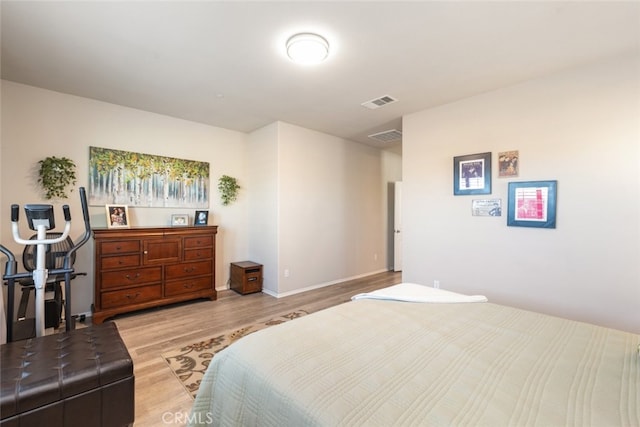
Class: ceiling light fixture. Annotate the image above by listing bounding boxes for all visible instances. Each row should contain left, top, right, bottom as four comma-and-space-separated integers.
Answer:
286, 33, 329, 65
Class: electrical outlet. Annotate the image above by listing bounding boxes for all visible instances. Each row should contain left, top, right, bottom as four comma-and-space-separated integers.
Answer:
284, 269, 290, 278
433, 280, 440, 289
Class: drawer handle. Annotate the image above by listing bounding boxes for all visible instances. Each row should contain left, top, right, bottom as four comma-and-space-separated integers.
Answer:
247, 277, 258, 282
125, 292, 141, 300
184, 267, 196, 273
115, 246, 122, 251
183, 283, 194, 289
125, 273, 141, 281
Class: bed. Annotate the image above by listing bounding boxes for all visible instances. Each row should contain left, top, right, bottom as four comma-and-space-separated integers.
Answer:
188, 283, 639, 426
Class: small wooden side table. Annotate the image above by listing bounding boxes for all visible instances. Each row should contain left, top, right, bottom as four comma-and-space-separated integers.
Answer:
230, 261, 263, 295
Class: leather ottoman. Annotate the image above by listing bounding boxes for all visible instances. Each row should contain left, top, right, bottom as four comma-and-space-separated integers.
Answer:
1, 322, 134, 427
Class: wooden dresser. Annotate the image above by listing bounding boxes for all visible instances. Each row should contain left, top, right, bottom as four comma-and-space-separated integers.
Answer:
92, 226, 217, 324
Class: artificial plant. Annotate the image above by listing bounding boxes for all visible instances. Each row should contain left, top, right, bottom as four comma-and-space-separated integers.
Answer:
38, 156, 77, 199
217, 175, 240, 206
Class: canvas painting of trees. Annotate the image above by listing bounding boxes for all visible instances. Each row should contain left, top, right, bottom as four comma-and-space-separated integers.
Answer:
89, 146, 209, 208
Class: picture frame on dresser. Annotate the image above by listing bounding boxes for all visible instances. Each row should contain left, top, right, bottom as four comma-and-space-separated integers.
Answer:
194, 210, 209, 226
105, 205, 130, 229
171, 214, 189, 226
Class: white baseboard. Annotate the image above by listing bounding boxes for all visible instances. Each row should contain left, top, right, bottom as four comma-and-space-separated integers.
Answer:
269, 269, 390, 298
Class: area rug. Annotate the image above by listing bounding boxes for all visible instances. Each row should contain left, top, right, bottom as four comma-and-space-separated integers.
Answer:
162, 310, 308, 399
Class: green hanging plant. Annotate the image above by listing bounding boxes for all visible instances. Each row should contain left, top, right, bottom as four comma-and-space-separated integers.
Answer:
38, 156, 77, 199
217, 175, 240, 206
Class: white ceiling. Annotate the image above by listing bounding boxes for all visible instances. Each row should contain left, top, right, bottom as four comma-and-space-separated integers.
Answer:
2, 1, 639, 149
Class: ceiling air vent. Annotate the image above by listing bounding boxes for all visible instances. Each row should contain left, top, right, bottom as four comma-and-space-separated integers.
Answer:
361, 95, 398, 110
368, 129, 403, 143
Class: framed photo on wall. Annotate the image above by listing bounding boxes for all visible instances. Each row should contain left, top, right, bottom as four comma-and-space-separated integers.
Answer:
472, 199, 502, 217
194, 210, 209, 226
105, 205, 130, 229
498, 150, 519, 177
507, 180, 557, 228
453, 152, 492, 195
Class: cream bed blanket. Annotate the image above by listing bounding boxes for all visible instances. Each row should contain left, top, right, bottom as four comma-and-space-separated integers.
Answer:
351, 282, 488, 303
189, 287, 639, 426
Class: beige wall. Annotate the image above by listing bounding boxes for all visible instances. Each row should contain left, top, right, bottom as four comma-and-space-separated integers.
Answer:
403, 54, 640, 333
247, 122, 280, 293
277, 122, 393, 295
1, 81, 401, 320
1, 81, 250, 316
249, 121, 400, 296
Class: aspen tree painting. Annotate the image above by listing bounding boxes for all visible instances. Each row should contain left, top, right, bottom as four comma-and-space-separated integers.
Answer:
89, 147, 209, 208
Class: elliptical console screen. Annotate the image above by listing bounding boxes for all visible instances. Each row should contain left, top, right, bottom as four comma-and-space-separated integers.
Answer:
24, 204, 55, 230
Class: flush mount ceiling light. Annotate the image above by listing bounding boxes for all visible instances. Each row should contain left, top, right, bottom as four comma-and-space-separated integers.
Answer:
286, 33, 329, 65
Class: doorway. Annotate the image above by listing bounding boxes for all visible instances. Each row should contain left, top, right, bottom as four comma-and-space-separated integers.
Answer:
393, 181, 402, 272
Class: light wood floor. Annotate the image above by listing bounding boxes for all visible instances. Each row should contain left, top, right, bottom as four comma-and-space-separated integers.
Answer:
111, 270, 402, 426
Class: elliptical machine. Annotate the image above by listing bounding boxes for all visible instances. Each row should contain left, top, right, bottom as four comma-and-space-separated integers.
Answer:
1, 187, 91, 341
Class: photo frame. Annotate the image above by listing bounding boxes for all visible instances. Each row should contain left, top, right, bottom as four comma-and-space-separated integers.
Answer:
507, 180, 557, 228
194, 210, 209, 226
453, 152, 491, 195
498, 150, 519, 177
105, 205, 130, 229
472, 199, 502, 217
171, 214, 189, 227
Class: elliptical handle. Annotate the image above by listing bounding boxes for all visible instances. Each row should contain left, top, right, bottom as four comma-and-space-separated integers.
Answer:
0, 243, 16, 270
64, 186, 92, 270
11, 204, 19, 222
63, 204, 71, 221
79, 187, 91, 230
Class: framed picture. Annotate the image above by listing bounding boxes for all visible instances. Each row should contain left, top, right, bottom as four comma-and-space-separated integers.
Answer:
194, 210, 209, 226
498, 150, 519, 177
105, 205, 130, 229
89, 146, 209, 208
454, 152, 491, 195
507, 181, 557, 228
472, 199, 502, 217
171, 214, 189, 227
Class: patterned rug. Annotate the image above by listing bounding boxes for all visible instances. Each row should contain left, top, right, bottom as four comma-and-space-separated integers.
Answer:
162, 310, 308, 399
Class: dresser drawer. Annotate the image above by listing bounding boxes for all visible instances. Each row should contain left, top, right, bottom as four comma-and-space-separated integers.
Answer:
101, 285, 162, 309
101, 267, 162, 289
183, 248, 213, 261
143, 238, 181, 264
100, 240, 140, 255
165, 276, 212, 297
100, 254, 141, 270
165, 261, 212, 280
184, 236, 213, 249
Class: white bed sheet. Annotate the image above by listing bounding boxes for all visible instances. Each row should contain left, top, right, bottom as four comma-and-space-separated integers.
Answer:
189, 284, 639, 426
351, 282, 488, 303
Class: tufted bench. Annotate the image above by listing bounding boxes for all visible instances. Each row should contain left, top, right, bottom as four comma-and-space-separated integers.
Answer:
1, 322, 134, 427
